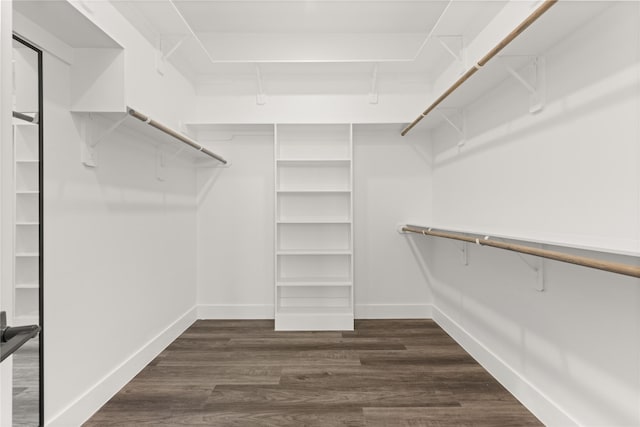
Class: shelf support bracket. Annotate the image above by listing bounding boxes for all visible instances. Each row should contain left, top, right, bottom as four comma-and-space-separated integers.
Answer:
501, 55, 545, 113
156, 34, 189, 76
256, 64, 266, 105
369, 63, 379, 104
156, 149, 167, 182
450, 240, 469, 266
514, 250, 545, 292
81, 112, 128, 168
436, 35, 466, 72
437, 108, 465, 147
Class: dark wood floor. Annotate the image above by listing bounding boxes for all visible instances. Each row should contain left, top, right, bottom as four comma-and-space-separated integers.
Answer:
85, 319, 542, 426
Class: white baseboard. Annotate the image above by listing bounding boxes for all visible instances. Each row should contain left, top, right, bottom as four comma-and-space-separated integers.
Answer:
198, 304, 274, 319
355, 303, 433, 319
47, 306, 198, 427
197, 304, 433, 320
431, 306, 578, 427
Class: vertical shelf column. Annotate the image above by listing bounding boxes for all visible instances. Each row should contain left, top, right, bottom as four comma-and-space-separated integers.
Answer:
274, 124, 354, 331
13, 122, 40, 326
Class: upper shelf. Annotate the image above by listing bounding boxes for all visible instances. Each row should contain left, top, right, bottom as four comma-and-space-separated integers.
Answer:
77, 108, 228, 166
403, 0, 612, 133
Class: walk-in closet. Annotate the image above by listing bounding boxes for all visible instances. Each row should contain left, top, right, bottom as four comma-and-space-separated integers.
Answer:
1, 1, 639, 426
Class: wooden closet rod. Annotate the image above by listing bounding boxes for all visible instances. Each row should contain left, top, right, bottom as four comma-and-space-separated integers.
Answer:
401, 0, 557, 136
402, 225, 640, 279
127, 108, 227, 164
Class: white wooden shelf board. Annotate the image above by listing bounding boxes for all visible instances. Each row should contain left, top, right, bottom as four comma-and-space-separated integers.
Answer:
15, 284, 39, 290
15, 253, 39, 258
276, 281, 352, 288
276, 277, 353, 286
277, 159, 351, 165
415, 1, 612, 131
276, 306, 353, 315
73, 110, 227, 164
420, 224, 640, 259
277, 250, 352, 256
277, 190, 351, 194
277, 219, 351, 224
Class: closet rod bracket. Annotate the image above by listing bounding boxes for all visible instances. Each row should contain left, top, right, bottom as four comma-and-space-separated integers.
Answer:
81, 112, 128, 168
437, 108, 465, 147
369, 63, 379, 104
500, 55, 546, 113
157, 34, 189, 75
256, 64, 266, 105
435, 35, 466, 72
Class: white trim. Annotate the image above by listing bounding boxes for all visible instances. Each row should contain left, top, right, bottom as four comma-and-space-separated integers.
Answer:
355, 303, 433, 319
431, 305, 579, 427
198, 304, 274, 319
47, 306, 197, 427
197, 304, 434, 321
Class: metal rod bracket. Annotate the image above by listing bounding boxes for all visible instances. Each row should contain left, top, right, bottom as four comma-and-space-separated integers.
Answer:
157, 34, 189, 75
437, 108, 466, 147
369, 63, 379, 104
501, 55, 546, 113
436, 35, 466, 72
81, 112, 128, 168
256, 64, 266, 105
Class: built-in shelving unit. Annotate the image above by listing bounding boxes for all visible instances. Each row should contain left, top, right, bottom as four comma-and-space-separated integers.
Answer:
275, 124, 354, 331
13, 121, 40, 326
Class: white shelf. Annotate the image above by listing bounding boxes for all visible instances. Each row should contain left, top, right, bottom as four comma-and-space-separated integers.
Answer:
15, 284, 39, 290
277, 190, 350, 194
277, 219, 351, 224
277, 250, 352, 256
16, 190, 39, 195
16, 253, 39, 258
413, 2, 612, 132
276, 306, 352, 315
16, 159, 39, 164
277, 159, 351, 165
276, 281, 352, 287
71, 109, 227, 164
16, 222, 39, 226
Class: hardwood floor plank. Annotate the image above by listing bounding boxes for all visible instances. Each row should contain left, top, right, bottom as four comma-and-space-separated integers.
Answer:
156, 349, 362, 367
363, 405, 542, 426
279, 365, 498, 389
205, 385, 460, 409
85, 408, 366, 427
131, 365, 282, 386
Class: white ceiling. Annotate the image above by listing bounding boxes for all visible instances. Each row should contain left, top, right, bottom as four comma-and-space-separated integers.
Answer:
110, 0, 508, 92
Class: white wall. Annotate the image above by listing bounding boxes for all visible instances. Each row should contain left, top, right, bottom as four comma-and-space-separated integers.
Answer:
353, 125, 432, 318
194, 94, 430, 125
43, 49, 198, 426
196, 129, 275, 318
416, 2, 640, 425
